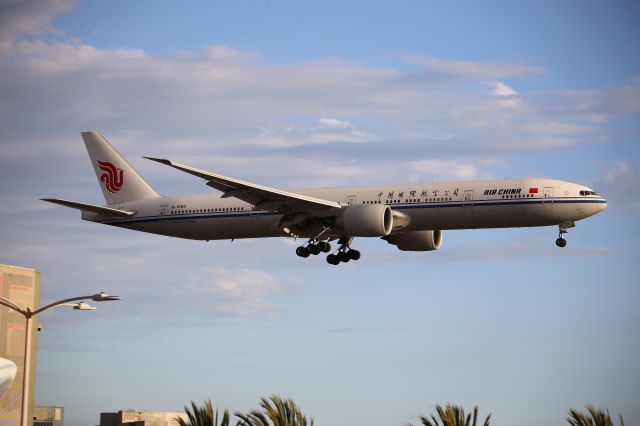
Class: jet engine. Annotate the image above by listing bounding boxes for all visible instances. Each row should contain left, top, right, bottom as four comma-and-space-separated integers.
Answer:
384, 230, 443, 251
337, 204, 393, 237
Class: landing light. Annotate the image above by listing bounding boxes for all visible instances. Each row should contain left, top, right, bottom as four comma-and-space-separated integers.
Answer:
73, 302, 96, 311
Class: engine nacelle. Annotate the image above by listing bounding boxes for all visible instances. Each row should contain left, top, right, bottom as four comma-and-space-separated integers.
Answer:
337, 204, 393, 237
385, 230, 443, 251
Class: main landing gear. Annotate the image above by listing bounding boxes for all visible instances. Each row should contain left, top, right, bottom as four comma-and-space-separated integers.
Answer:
326, 237, 361, 266
295, 240, 332, 258
295, 236, 362, 265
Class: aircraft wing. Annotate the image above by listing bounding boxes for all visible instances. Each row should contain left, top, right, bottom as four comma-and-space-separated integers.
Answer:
41, 198, 135, 217
144, 157, 343, 214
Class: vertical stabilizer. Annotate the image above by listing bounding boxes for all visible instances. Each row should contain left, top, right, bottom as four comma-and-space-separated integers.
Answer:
82, 131, 159, 205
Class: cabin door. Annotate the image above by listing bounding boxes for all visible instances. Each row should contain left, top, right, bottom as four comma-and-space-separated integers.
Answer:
462, 190, 474, 223
542, 187, 554, 216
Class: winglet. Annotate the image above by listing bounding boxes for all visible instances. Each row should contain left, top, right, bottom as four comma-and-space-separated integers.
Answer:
143, 156, 173, 166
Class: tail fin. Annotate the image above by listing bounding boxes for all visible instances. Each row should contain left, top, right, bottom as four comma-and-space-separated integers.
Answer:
82, 131, 159, 205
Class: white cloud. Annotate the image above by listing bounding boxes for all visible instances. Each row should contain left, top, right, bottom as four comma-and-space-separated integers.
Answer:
209, 268, 282, 299
9, 40, 148, 73
0, 0, 75, 42
254, 119, 373, 148
527, 83, 640, 123
199, 45, 258, 62
319, 118, 353, 129
491, 81, 518, 97
408, 159, 495, 181
398, 54, 545, 79
188, 268, 294, 318
1, 38, 631, 170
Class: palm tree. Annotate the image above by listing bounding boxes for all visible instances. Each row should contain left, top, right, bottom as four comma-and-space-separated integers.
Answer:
235, 395, 314, 426
175, 399, 231, 426
408, 404, 491, 426
567, 405, 626, 426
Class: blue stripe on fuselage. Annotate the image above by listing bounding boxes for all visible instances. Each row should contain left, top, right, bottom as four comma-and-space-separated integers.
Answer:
99, 197, 607, 226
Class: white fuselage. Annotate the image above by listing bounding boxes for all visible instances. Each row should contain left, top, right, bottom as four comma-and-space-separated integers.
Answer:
0, 357, 17, 398
82, 178, 607, 241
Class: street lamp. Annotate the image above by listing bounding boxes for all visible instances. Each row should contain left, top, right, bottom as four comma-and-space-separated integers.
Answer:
0, 292, 120, 426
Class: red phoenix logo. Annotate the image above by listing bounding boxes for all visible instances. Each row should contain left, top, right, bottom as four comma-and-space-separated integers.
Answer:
98, 161, 124, 193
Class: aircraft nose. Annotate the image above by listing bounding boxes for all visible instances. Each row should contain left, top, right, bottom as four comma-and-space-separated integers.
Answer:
579, 198, 606, 219
599, 198, 608, 212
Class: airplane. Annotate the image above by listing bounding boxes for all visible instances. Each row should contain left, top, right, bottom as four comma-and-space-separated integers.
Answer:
0, 357, 17, 398
43, 132, 607, 265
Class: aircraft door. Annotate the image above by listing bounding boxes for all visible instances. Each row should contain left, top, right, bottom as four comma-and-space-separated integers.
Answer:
542, 187, 554, 217
159, 204, 169, 215
462, 190, 474, 224
346, 195, 357, 205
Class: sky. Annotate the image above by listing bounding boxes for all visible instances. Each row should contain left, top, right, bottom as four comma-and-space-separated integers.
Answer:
0, 0, 639, 425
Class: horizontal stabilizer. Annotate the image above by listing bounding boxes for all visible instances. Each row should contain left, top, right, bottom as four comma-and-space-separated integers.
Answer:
41, 198, 135, 217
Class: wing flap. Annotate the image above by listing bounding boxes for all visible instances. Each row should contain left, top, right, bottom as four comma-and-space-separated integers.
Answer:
41, 198, 135, 217
144, 157, 342, 213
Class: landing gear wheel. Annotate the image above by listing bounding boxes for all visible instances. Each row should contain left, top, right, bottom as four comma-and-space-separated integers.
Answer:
318, 241, 331, 253
348, 249, 361, 260
296, 246, 310, 258
308, 244, 321, 255
326, 254, 340, 265
337, 251, 351, 263
556, 224, 569, 248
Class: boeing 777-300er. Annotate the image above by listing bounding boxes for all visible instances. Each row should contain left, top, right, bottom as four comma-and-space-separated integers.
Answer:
43, 132, 607, 265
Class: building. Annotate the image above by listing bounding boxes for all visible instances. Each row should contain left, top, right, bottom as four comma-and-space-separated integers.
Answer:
99, 410, 187, 426
33, 406, 64, 426
0, 264, 41, 426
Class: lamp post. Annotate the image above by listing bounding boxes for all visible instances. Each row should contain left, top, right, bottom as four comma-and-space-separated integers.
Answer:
0, 292, 120, 426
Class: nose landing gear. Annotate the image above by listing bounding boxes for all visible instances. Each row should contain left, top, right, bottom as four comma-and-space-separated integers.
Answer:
555, 221, 575, 248
556, 234, 567, 248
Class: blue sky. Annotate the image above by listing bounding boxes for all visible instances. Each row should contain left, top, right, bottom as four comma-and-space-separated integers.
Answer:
0, 1, 639, 425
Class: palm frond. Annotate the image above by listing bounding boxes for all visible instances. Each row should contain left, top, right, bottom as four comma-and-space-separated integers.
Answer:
235, 396, 313, 426
414, 404, 490, 426
567, 405, 625, 426
176, 400, 230, 426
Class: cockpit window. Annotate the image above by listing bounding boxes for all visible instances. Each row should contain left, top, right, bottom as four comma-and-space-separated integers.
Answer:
580, 190, 597, 196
